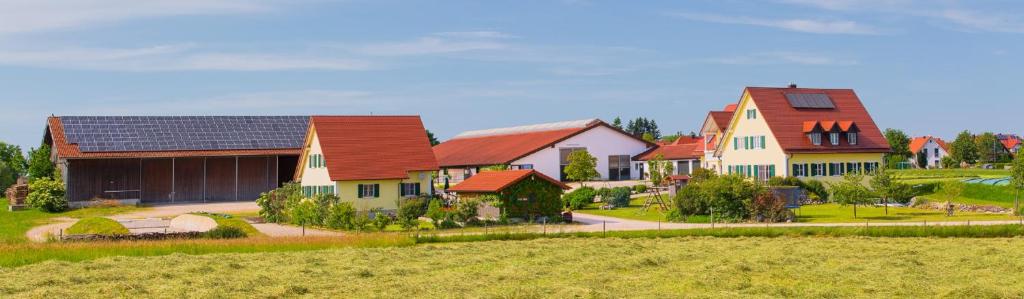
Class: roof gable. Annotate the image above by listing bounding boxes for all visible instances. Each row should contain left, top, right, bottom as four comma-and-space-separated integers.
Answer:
311, 116, 439, 181
447, 170, 569, 193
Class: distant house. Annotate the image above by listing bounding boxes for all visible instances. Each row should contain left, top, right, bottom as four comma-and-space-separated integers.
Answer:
295, 116, 439, 211
432, 119, 655, 185
707, 85, 891, 181
44, 116, 309, 206
698, 104, 737, 174
632, 138, 703, 179
997, 134, 1022, 156
909, 136, 949, 168
447, 169, 570, 219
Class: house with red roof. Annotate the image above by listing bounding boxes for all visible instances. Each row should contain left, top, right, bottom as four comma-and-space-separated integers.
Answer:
447, 169, 570, 219
909, 136, 949, 168
432, 119, 655, 185
709, 85, 890, 181
997, 134, 1022, 156
697, 104, 737, 174
632, 137, 703, 179
295, 116, 439, 211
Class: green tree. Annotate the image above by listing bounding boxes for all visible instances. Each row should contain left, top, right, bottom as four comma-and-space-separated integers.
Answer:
0, 142, 27, 191
830, 173, 875, 218
425, 130, 440, 146
611, 117, 622, 129
1011, 153, 1024, 215
916, 151, 928, 169
883, 128, 911, 162
646, 154, 674, 187
641, 132, 655, 142
869, 169, 907, 215
950, 130, 978, 165
564, 150, 599, 187
27, 144, 55, 180
975, 132, 1005, 163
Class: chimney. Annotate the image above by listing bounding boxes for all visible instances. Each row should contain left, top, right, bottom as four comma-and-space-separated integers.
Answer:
788, 82, 798, 88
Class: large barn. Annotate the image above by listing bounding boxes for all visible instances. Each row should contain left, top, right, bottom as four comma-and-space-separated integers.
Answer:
44, 116, 310, 205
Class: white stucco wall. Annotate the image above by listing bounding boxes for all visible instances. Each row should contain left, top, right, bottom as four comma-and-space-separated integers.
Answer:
912, 139, 949, 168
512, 125, 651, 181
718, 96, 789, 178
299, 132, 333, 187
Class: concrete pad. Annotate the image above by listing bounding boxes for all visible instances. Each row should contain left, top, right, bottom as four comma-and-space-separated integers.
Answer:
168, 214, 218, 233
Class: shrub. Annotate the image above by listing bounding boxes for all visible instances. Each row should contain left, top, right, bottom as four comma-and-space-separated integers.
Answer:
799, 179, 829, 202
370, 208, 392, 232
671, 184, 705, 221
26, 177, 67, 213
397, 196, 430, 223
289, 199, 321, 226
699, 175, 760, 220
454, 199, 480, 223
941, 156, 959, 169
596, 187, 611, 198
632, 184, 648, 193
204, 226, 247, 239
325, 202, 356, 230
602, 187, 631, 208
561, 187, 596, 210
351, 212, 371, 231
425, 199, 445, 227
749, 190, 792, 223
437, 214, 460, 229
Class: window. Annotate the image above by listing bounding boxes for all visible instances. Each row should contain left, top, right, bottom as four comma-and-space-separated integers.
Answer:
400, 183, 420, 197
829, 163, 844, 176
847, 132, 858, 145
847, 162, 863, 174
830, 132, 840, 145
809, 133, 822, 146
810, 163, 826, 176
864, 162, 878, 174
608, 155, 631, 181
357, 184, 379, 198
934, 148, 939, 157
559, 147, 586, 181
793, 164, 808, 177
746, 109, 757, 119
511, 164, 533, 170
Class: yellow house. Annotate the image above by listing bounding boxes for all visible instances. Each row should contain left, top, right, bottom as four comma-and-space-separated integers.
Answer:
295, 116, 440, 211
710, 85, 890, 182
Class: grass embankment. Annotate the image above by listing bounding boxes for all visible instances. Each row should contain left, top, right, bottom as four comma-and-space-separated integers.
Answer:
198, 213, 262, 237
892, 168, 1009, 184
64, 218, 129, 236
3, 237, 1024, 297
919, 183, 1021, 208
0, 199, 142, 244
796, 203, 1018, 223
0, 235, 413, 268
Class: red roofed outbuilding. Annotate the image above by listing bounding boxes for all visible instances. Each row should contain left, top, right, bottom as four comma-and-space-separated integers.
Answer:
447, 169, 569, 220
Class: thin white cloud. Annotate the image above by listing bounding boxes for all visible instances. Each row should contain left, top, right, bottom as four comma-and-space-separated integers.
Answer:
704, 52, 859, 66
935, 9, 1024, 33
0, 44, 373, 71
351, 32, 510, 56
669, 12, 879, 35
780, 0, 1024, 34
433, 31, 517, 39
777, 0, 913, 11
0, 0, 279, 35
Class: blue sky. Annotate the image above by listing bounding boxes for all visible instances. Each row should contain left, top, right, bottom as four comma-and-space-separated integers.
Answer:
1, 0, 1022, 151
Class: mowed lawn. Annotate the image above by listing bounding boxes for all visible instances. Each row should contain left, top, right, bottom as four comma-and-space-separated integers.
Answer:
2, 237, 1024, 298
797, 204, 1019, 223
576, 196, 677, 222
0, 199, 142, 243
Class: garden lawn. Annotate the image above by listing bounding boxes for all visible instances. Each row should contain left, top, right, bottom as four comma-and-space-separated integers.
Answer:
576, 196, 671, 222
917, 183, 1021, 209
3, 237, 1024, 298
796, 203, 1018, 223
200, 213, 263, 237
65, 218, 129, 236
892, 168, 1009, 181
0, 199, 142, 244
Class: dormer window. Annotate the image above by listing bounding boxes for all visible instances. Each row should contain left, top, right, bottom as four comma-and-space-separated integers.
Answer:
809, 133, 822, 145
830, 132, 840, 145
848, 132, 858, 145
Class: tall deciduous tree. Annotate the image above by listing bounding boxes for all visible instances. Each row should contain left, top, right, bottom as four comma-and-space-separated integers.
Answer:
975, 132, 1005, 163
883, 128, 911, 158
830, 173, 875, 218
646, 154, 674, 187
0, 142, 27, 191
564, 150, 599, 187
27, 144, 55, 180
1011, 153, 1024, 215
869, 168, 909, 215
950, 130, 979, 165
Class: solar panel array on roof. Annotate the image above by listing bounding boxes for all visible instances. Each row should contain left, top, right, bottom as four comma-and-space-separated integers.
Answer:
785, 93, 835, 109
60, 116, 310, 152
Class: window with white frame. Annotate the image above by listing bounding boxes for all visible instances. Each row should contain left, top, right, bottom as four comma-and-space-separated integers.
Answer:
809, 133, 822, 146
793, 164, 808, 177
830, 132, 840, 145
400, 183, 420, 197
358, 184, 379, 198
847, 132, 858, 145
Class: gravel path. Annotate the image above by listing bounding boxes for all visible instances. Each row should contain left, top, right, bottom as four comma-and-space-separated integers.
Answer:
110, 202, 260, 220
25, 217, 78, 242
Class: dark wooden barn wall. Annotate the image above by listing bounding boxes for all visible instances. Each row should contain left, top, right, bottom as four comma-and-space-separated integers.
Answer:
68, 155, 296, 203
173, 158, 204, 202
67, 159, 141, 202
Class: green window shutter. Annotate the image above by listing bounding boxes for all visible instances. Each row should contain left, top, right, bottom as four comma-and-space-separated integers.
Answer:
414, 183, 421, 196
357, 184, 363, 198
769, 165, 775, 177
734, 137, 738, 150
753, 165, 759, 177
760, 136, 766, 149
399, 184, 404, 196
373, 184, 380, 198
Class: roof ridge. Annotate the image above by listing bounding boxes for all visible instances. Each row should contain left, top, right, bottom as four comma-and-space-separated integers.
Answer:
452, 118, 601, 139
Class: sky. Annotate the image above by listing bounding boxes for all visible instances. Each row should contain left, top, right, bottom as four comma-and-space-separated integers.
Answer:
0, 0, 1022, 152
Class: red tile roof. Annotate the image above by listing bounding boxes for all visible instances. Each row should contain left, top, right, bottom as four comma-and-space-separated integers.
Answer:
433, 120, 653, 167
47, 117, 301, 159
744, 87, 890, 153
634, 142, 702, 161
310, 116, 439, 181
723, 104, 738, 112
447, 169, 569, 193
709, 111, 733, 131
910, 136, 949, 154
1001, 138, 1021, 151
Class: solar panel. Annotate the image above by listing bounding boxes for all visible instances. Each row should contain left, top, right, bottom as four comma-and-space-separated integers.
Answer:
785, 93, 835, 109
61, 116, 310, 153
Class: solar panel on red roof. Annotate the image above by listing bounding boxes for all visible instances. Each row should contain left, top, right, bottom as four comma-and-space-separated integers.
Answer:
785, 93, 835, 109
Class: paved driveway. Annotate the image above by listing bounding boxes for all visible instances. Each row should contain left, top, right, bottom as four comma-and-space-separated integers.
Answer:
110, 202, 260, 220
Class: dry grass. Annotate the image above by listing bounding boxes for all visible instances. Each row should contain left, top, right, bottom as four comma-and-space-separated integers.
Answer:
1, 237, 1023, 298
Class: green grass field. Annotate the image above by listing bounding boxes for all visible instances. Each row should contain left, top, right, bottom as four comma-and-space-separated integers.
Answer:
796, 203, 1018, 223
65, 217, 129, 236
3, 237, 1023, 297
197, 213, 263, 237
0, 199, 142, 243
576, 196, 677, 222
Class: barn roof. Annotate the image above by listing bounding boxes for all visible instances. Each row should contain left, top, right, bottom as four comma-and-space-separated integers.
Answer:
47, 116, 309, 159
308, 116, 439, 181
